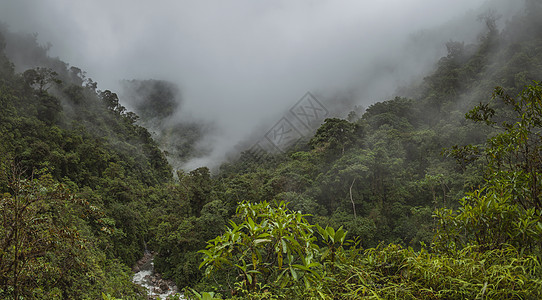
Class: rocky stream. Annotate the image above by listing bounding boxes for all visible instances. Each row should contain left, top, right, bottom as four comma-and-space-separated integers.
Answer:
132, 252, 182, 299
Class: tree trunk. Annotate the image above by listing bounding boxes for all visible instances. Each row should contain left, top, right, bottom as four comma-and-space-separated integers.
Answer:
350, 178, 357, 218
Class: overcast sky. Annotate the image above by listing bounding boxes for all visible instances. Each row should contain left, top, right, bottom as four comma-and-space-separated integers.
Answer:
1, 0, 515, 169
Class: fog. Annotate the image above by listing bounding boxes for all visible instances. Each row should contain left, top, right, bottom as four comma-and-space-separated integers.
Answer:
0, 0, 521, 170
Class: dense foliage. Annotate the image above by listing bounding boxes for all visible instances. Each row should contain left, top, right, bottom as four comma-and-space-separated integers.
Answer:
1, 1, 542, 299
185, 4, 542, 298
0, 25, 171, 298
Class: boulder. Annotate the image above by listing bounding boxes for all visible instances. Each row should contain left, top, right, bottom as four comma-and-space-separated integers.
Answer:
159, 280, 169, 292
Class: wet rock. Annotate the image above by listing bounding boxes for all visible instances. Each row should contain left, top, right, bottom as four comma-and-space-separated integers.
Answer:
159, 281, 169, 292
137, 253, 153, 266
133, 253, 181, 299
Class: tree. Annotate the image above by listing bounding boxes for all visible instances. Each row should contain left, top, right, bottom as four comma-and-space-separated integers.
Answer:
465, 82, 542, 211
22, 67, 61, 93
100, 90, 126, 115
199, 201, 332, 297
178, 167, 213, 217
477, 9, 501, 36
309, 118, 361, 157
437, 83, 542, 252
0, 167, 80, 299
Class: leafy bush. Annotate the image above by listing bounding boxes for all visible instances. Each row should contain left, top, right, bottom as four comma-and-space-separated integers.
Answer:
199, 201, 326, 297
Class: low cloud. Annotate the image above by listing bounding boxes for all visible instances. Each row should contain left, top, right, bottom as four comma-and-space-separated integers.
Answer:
0, 0, 522, 170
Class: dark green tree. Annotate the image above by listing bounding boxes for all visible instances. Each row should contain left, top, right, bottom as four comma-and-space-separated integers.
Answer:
309, 118, 361, 157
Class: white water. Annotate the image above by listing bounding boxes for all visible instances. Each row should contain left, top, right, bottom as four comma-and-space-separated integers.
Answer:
132, 256, 183, 299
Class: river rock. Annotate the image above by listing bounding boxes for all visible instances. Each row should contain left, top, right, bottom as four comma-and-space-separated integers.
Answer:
133, 252, 181, 299
159, 280, 169, 292
153, 287, 163, 294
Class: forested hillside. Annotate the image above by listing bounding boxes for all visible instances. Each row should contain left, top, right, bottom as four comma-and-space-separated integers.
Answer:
180, 3, 542, 298
1, 1, 542, 299
0, 24, 172, 298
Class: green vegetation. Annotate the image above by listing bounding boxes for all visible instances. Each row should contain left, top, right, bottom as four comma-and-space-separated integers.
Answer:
0, 25, 168, 298
1, 2, 542, 299
199, 201, 328, 297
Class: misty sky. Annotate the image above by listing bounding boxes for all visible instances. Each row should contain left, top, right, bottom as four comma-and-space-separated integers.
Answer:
1, 0, 510, 169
